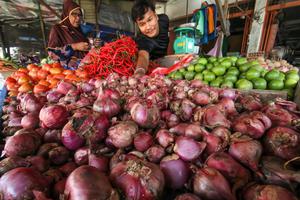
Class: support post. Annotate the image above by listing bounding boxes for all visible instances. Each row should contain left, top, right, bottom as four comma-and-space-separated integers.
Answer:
0, 25, 9, 58
215, 0, 230, 36
247, 0, 268, 53
36, 0, 47, 54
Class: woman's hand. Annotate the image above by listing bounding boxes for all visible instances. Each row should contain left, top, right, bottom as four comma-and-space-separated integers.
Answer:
71, 42, 89, 51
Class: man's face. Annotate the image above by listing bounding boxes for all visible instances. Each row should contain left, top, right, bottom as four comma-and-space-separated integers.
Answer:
136, 9, 159, 38
69, 8, 82, 28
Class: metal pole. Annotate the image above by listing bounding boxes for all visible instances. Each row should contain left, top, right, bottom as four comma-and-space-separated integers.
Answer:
186, 0, 189, 23
36, 0, 47, 54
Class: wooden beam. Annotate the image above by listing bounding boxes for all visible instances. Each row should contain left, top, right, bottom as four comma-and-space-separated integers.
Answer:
37, 0, 60, 19
228, 10, 253, 19
267, 0, 300, 11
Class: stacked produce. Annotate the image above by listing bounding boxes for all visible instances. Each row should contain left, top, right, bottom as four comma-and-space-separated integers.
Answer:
1, 72, 300, 200
256, 56, 295, 72
169, 56, 299, 98
4, 63, 90, 97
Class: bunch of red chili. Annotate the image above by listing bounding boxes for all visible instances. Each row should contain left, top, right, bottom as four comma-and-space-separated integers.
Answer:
83, 36, 138, 78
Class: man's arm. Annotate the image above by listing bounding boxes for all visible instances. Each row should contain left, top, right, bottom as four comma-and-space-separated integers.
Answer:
134, 50, 150, 76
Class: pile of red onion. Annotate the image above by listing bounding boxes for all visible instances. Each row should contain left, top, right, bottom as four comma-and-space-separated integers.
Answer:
0, 72, 300, 200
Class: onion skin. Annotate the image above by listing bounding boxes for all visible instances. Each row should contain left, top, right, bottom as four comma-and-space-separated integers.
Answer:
233, 114, 266, 139
193, 167, 235, 200
56, 81, 75, 95
46, 90, 63, 103
43, 130, 61, 143
160, 154, 190, 189
59, 162, 78, 176
65, 165, 119, 200
263, 104, 293, 126
0, 167, 49, 200
20, 93, 42, 113
243, 184, 298, 200
54, 178, 66, 199
110, 159, 165, 200
264, 126, 300, 160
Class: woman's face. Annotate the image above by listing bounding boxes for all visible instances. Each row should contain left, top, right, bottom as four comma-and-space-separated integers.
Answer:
69, 8, 82, 28
136, 9, 159, 38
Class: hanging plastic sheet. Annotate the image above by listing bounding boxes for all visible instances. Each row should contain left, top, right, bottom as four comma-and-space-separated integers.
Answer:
207, 32, 224, 57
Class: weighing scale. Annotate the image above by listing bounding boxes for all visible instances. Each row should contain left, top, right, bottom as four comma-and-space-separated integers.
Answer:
173, 23, 199, 54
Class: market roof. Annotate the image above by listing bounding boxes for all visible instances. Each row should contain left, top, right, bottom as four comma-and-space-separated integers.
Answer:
1, 0, 62, 25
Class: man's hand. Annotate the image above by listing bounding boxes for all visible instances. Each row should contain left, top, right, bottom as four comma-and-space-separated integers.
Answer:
71, 42, 89, 51
133, 67, 146, 78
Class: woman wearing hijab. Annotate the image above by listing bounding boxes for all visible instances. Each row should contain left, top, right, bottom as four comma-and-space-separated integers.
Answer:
48, 0, 89, 69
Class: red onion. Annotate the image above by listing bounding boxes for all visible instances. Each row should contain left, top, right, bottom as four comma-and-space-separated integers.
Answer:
63, 89, 80, 103
88, 153, 109, 173
175, 193, 201, 200
8, 117, 22, 127
48, 146, 70, 165
59, 162, 77, 176
56, 81, 75, 95
233, 113, 266, 139
260, 156, 300, 187
193, 167, 235, 200
0, 156, 30, 175
4, 130, 41, 157
205, 152, 251, 190
80, 82, 95, 93
134, 132, 153, 152
238, 95, 262, 111
44, 168, 63, 184
192, 90, 211, 105
37, 143, 60, 157
54, 178, 66, 199
2, 104, 16, 113
170, 99, 196, 121
160, 154, 190, 189
229, 133, 262, 171
20, 93, 42, 113
145, 145, 165, 163
0, 167, 49, 200
219, 88, 238, 100
174, 136, 206, 161
33, 190, 51, 200
89, 114, 110, 143
107, 121, 138, 148
203, 133, 225, 156
21, 113, 39, 129
61, 112, 95, 150
74, 147, 89, 166
26, 156, 49, 172
46, 90, 63, 103
264, 126, 300, 160
130, 101, 160, 128
156, 129, 174, 148
43, 129, 61, 143
93, 87, 121, 118
201, 105, 231, 129
243, 184, 298, 200
169, 123, 189, 136
39, 105, 69, 129
250, 111, 272, 130
217, 98, 237, 116
263, 104, 293, 126
190, 79, 204, 88
65, 165, 119, 200
110, 159, 164, 199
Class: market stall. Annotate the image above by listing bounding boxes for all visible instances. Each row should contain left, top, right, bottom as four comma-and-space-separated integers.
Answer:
0, 0, 300, 200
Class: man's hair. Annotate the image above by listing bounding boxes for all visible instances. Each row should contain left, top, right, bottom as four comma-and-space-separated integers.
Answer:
131, 0, 155, 22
